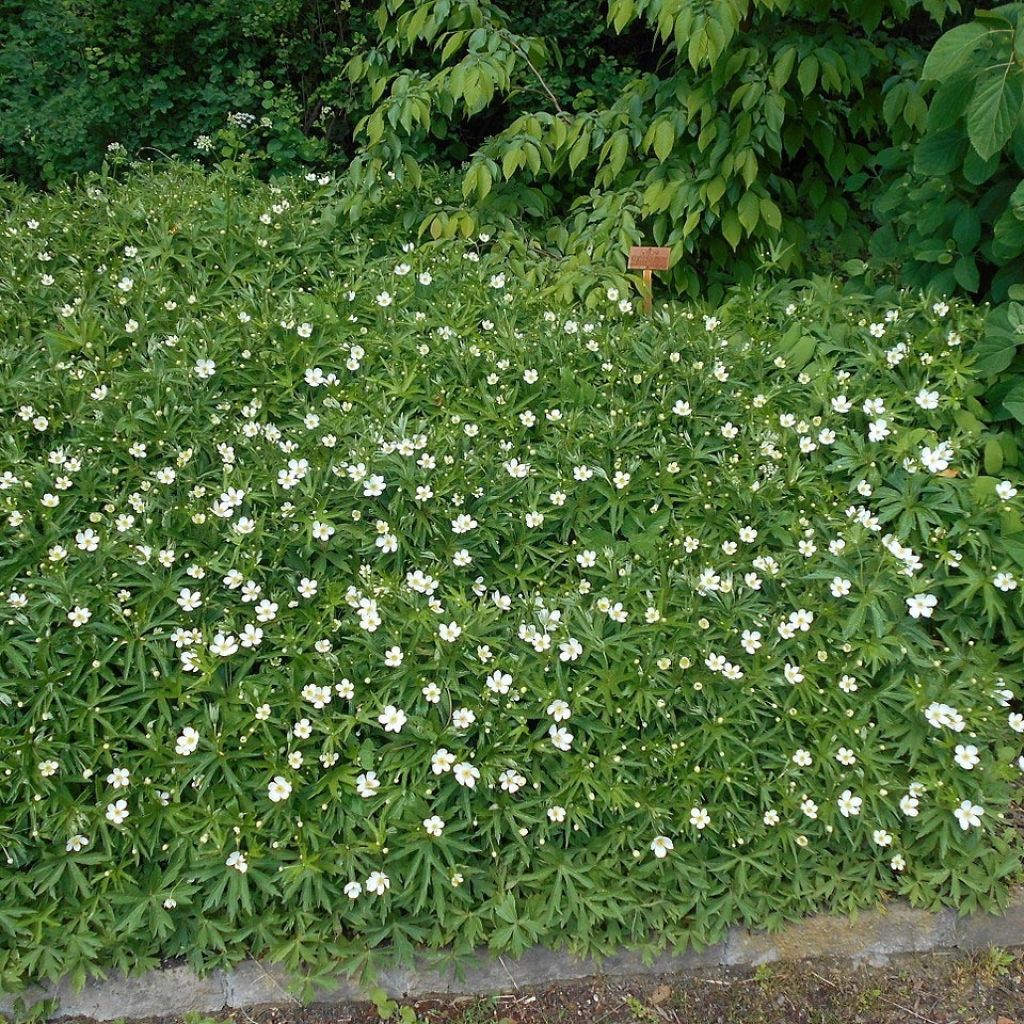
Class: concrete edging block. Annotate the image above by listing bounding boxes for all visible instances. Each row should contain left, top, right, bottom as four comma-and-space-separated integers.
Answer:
3, 895, 1023, 1020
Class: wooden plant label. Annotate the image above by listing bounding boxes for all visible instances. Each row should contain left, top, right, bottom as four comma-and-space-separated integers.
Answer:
628, 246, 672, 271
628, 245, 673, 313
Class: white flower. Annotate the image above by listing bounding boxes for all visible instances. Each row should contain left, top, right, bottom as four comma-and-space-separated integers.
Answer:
559, 638, 583, 661
438, 621, 462, 642
548, 725, 573, 751
226, 851, 249, 873
209, 632, 239, 656
954, 800, 983, 830
452, 707, 476, 729
995, 480, 1017, 501
453, 761, 480, 788
499, 768, 526, 793
175, 727, 200, 756
431, 748, 456, 775
267, 776, 292, 802
344, 881, 362, 899
366, 871, 391, 895
994, 571, 1018, 592
65, 834, 90, 853
423, 815, 446, 837
547, 805, 567, 822
954, 744, 980, 770
107, 767, 130, 789
906, 593, 937, 619
486, 670, 512, 694
378, 705, 407, 732
67, 606, 92, 627
650, 835, 674, 858
356, 771, 381, 798
105, 800, 129, 825
837, 790, 862, 817
689, 806, 711, 830
546, 699, 571, 722
312, 520, 335, 542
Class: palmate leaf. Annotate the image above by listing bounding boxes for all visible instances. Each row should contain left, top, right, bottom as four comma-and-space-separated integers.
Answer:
966, 69, 1024, 161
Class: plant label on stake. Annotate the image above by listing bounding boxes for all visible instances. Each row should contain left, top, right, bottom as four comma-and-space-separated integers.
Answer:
628, 246, 672, 314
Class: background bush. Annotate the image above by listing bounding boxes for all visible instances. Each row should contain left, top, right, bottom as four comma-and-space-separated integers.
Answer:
0, 0, 958, 285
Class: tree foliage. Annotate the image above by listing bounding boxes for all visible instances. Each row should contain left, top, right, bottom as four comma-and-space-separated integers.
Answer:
339, 0, 963, 298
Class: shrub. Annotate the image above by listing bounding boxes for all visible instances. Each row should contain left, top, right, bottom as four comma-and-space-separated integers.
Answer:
0, 165, 1022, 991
0, 0, 331, 186
340, 0, 959, 299
869, 4, 1024, 432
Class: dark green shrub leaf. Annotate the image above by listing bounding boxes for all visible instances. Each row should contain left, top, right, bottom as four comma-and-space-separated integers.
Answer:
913, 128, 968, 176
922, 22, 992, 81
967, 71, 1024, 161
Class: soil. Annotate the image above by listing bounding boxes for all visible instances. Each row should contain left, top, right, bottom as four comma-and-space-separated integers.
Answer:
104, 948, 1024, 1024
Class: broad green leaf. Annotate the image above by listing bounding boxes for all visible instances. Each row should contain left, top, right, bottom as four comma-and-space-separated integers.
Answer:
721, 208, 741, 249
922, 22, 991, 81
759, 196, 782, 230
913, 127, 967, 175
737, 191, 760, 232
1003, 380, 1024, 423
926, 70, 974, 131
798, 56, 819, 97
966, 71, 1024, 161
653, 121, 675, 162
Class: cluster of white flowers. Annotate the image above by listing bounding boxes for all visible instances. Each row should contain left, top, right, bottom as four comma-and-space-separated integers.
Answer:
2, 180, 1020, 971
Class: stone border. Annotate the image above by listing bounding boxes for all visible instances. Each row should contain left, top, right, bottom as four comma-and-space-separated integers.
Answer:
6, 894, 1024, 1021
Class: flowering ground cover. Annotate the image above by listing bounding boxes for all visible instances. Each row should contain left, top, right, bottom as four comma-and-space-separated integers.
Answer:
1, 166, 1023, 992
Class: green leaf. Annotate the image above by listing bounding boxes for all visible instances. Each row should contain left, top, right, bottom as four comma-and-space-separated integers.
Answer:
914, 127, 968, 175
759, 196, 782, 231
985, 438, 1005, 474
953, 255, 980, 291
771, 46, 797, 91
798, 56, 819, 97
653, 121, 675, 162
966, 71, 1024, 161
926, 71, 974, 132
737, 191, 760, 232
922, 22, 991, 81
1003, 380, 1024, 423
963, 145, 1001, 184
953, 207, 982, 251
721, 208, 742, 249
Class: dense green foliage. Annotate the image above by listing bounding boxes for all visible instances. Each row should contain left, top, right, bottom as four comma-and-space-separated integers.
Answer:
873, 5, 1024, 302
0, 0, 962, 288
866, 5, 1024, 434
0, 0, 340, 184
1, 165, 1023, 991
342, 0, 957, 295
